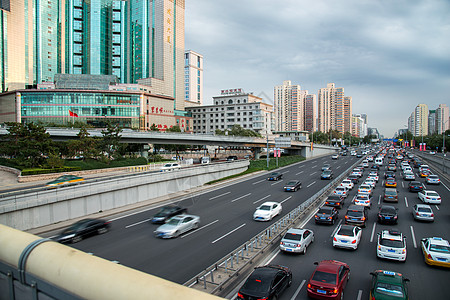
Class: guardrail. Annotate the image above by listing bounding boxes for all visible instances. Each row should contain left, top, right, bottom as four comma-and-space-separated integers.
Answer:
184, 158, 363, 296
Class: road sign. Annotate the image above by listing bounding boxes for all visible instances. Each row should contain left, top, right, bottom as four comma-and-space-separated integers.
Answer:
275, 137, 291, 148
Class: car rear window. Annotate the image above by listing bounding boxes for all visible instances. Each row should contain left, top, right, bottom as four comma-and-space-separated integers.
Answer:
259, 205, 271, 211
283, 233, 302, 241
380, 238, 404, 248
346, 211, 363, 217
375, 283, 404, 297
318, 208, 332, 214
312, 271, 337, 284
427, 192, 439, 197
243, 276, 271, 293
417, 207, 432, 213
384, 190, 396, 196
337, 227, 354, 236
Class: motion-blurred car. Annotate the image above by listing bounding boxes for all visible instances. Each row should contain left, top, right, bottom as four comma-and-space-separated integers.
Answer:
408, 181, 423, 192
322, 164, 331, 171
150, 205, 187, 224
315, 206, 339, 225
369, 270, 409, 300
347, 175, 359, 184
377, 229, 407, 262
403, 171, 415, 181
160, 162, 181, 172
306, 260, 350, 299
253, 202, 282, 221
419, 169, 431, 178
412, 204, 434, 222
426, 174, 440, 185
324, 195, 345, 209
331, 154, 339, 160
333, 224, 362, 250
46, 174, 84, 188
267, 172, 283, 181
364, 179, 377, 189
154, 214, 200, 238
384, 171, 395, 179
280, 228, 314, 254
357, 184, 373, 196
283, 180, 302, 192
321, 170, 333, 180
54, 218, 110, 243
421, 237, 450, 268
237, 265, 292, 300
418, 190, 441, 204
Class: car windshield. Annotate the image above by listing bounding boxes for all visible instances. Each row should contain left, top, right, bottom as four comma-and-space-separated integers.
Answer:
380, 238, 404, 248
429, 244, 450, 253
155, 207, 176, 217
163, 164, 173, 167
287, 181, 297, 185
312, 271, 337, 284
427, 192, 439, 197
323, 170, 331, 175
270, 173, 279, 176
384, 190, 396, 196
283, 233, 302, 241
318, 208, 332, 214
428, 175, 438, 179
166, 218, 181, 226
337, 227, 354, 236
417, 207, 432, 213
61, 220, 90, 234
259, 205, 271, 211
375, 283, 404, 297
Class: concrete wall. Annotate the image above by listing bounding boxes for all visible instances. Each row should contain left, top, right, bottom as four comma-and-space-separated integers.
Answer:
301, 144, 339, 158
0, 161, 249, 231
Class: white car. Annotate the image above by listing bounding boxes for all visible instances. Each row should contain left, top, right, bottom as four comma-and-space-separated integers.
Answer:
418, 190, 441, 204
160, 162, 181, 172
377, 229, 407, 262
403, 171, 415, 181
421, 237, 450, 268
426, 175, 441, 185
367, 156, 374, 162
367, 175, 379, 183
279, 228, 314, 254
362, 160, 369, 168
340, 179, 354, 190
333, 224, 362, 250
352, 169, 363, 177
358, 184, 373, 196
253, 202, 282, 221
333, 186, 348, 198
364, 179, 376, 189
154, 214, 200, 238
353, 193, 371, 209
331, 154, 339, 160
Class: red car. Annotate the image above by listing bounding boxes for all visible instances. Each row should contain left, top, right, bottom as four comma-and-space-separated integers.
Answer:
306, 260, 350, 299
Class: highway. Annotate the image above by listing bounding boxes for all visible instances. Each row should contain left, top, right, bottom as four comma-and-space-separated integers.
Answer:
40, 153, 359, 285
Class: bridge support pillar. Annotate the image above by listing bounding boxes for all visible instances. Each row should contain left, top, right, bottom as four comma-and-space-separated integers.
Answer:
253, 147, 262, 159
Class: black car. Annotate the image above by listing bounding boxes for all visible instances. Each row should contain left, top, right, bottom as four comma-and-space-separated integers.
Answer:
321, 170, 333, 180
324, 195, 345, 209
268, 172, 283, 181
284, 180, 302, 192
384, 171, 396, 179
151, 205, 187, 224
347, 175, 359, 184
237, 265, 292, 300
377, 205, 398, 224
408, 181, 424, 192
227, 155, 238, 161
315, 206, 339, 225
344, 205, 368, 227
54, 218, 111, 244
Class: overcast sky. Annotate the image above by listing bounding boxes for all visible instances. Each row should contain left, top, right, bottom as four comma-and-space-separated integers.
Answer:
185, 0, 450, 138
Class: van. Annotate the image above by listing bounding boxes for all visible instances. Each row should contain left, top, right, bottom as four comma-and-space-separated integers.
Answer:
344, 205, 368, 227
375, 157, 383, 166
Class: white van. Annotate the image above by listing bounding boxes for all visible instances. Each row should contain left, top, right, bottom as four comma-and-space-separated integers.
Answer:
375, 157, 383, 166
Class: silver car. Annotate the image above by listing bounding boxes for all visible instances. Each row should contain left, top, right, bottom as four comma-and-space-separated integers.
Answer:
412, 204, 434, 222
154, 214, 200, 238
279, 228, 314, 254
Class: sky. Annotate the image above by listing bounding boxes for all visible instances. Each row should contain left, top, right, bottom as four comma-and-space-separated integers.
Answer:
184, 0, 450, 138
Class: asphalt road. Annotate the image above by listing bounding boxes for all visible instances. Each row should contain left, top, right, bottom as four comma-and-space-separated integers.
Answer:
255, 157, 450, 300
40, 153, 360, 285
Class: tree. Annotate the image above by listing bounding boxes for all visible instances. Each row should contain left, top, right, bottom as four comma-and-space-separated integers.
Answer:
101, 123, 122, 160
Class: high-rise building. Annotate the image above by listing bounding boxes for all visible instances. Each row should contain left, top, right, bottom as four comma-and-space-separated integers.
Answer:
304, 94, 316, 132
428, 110, 436, 135
184, 50, 203, 105
343, 97, 353, 133
0, 0, 185, 110
352, 114, 367, 138
436, 104, 450, 134
414, 104, 429, 136
317, 83, 351, 135
274, 80, 307, 132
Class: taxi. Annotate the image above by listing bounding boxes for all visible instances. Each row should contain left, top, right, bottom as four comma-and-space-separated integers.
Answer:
419, 170, 431, 178
385, 178, 397, 188
421, 237, 450, 268
46, 175, 84, 188
369, 270, 409, 300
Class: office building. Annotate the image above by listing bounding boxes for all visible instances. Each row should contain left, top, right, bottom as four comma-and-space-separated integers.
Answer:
436, 104, 450, 134
184, 50, 203, 105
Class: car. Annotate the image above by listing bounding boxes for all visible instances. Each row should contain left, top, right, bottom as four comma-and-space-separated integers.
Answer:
315, 206, 339, 225
353, 193, 371, 209
419, 164, 430, 172
383, 188, 398, 203
367, 174, 379, 182
429, 151, 436, 155
322, 164, 331, 171
357, 184, 373, 196
356, 153, 363, 158
306, 260, 350, 299
324, 195, 345, 209
267, 172, 283, 181
384, 171, 395, 179
332, 186, 348, 198
53, 218, 111, 243
369, 270, 409, 300
377, 229, 407, 262
46, 174, 85, 188
340, 179, 354, 190
226, 155, 238, 161
377, 205, 398, 224
321, 170, 333, 180
371, 164, 380, 170
426, 174, 440, 185
385, 178, 397, 188
344, 205, 368, 227
362, 160, 369, 168
150, 205, 187, 224
347, 175, 359, 184
387, 164, 397, 172
154, 214, 200, 238
418, 190, 441, 204
421, 237, 450, 268
412, 204, 434, 222
253, 202, 282, 221
237, 265, 292, 300
331, 154, 339, 160
364, 179, 377, 189
279, 228, 314, 254
160, 162, 181, 172
403, 171, 415, 181
284, 180, 301, 192
342, 151, 347, 156
408, 181, 423, 192
333, 224, 362, 250
351, 168, 363, 177
419, 170, 431, 178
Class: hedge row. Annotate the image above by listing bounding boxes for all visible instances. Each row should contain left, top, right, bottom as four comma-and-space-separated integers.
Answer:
21, 167, 82, 176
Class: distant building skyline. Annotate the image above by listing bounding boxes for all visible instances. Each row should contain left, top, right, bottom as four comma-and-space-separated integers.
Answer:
184, 50, 203, 105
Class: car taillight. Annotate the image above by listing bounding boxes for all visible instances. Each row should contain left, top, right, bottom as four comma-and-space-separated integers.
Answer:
352, 240, 357, 244
362, 217, 366, 220
378, 245, 381, 250
333, 237, 337, 241
402, 249, 406, 254
237, 292, 244, 299
416, 212, 420, 216
307, 283, 312, 288
332, 289, 338, 294
280, 242, 284, 245
315, 215, 318, 218
431, 214, 434, 217
345, 215, 348, 219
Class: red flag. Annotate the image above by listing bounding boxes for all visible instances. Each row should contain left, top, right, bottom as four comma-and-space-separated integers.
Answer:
69, 110, 78, 117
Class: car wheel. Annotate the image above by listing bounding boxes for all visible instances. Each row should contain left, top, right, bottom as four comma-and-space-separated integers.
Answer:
193, 222, 199, 229
332, 218, 335, 225
97, 227, 108, 234
174, 230, 180, 238
72, 236, 82, 243
311, 235, 315, 243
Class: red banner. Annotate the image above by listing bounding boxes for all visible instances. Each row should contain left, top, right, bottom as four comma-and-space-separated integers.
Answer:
69, 110, 78, 117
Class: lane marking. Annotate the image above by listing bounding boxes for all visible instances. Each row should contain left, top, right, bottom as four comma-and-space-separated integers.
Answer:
211, 223, 246, 244
280, 196, 292, 204
271, 180, 283, 186
312, 165, 317, 168
209, 191, 231, 200
290, 279, 306, 300
357, 290, 363, 300
231, 193, 251, 202
252, 179, 266, 185
284, 171, 290, 174
410, 225, 417, 248
370, 222, 377, 243
181, 219, 219, 238
307, 181, 316, 188
125, 219, 151, 228
296, 171, 304, 175
331, 219, 342, 237
442, 182, 450, 191
299, 165, 304, 168
378, 195, 381, 205
401, 182, 404, 188
253, 195, 271, 204
336, 166, 341, 169
310, 171, 317, 176
435, 205, 440, 210
404, 197, 409, 208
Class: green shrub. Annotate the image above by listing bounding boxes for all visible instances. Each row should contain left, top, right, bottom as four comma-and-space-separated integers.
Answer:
21, 167, 81, 176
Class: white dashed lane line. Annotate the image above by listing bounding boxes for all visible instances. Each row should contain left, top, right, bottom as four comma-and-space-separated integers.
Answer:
290, 280, 306, 300
231, 193, 251, 202
271, 180, 283, 186
253, 195, 271, 204
307, 181, 316, 188
181, 219, 219, 239
209, 192, 231, 200
211, 223, 246, 244
252, 179, 266, 185
410, 225, 417, 248
370, 222, 377, 243
404, 197, 409, 208
296, 171, 304, 175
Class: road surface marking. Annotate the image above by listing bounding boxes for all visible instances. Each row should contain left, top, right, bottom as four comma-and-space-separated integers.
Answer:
296, 171, 304, 175
357, 290, 363, 300
280, 196, 292, 204
404, 197, 409, 208
125, 218, 152, 228
370, 222, 377, 243
307, 181, 316, 188
209, 191, 231, 200
310, 171, 317, 176
182, 219, 219, 239
284, 170, 290, 174
378, 195, 381, 205
410, 225, 417, 248
442, 182, 450, 191
271, 180, 283, 186
312, 165, 318, 168
299, 165, 305, 168
211, 223, 246, 244
253, 195, 271, 204
401, 182, 404, 188
252, 179, 266, 185
435, 205, 440, 210
291, 280, 306, 300
231, 193, 251, 202
331, 220, 343, 237
336, 166, 341, 169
